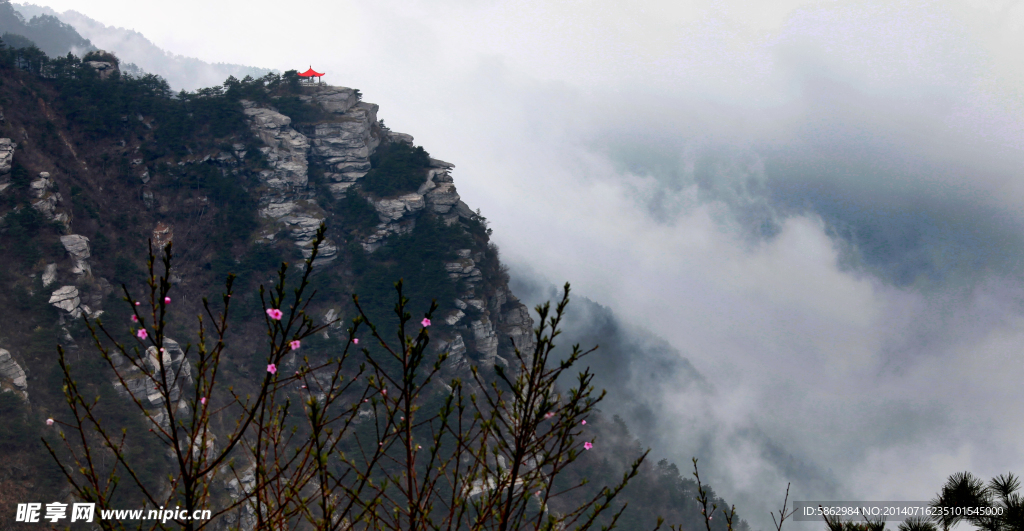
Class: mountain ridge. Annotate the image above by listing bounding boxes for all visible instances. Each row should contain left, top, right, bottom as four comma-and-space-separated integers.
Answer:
11, 1, 276, 91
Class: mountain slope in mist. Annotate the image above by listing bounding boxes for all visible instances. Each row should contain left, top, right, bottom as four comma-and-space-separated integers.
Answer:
13, 2, 275, 91
0, 0, 89, 57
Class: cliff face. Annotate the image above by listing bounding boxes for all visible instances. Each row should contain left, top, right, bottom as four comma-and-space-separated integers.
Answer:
234, 84, 536, 369
0, 73, 534, 414
0, 63, 539, 527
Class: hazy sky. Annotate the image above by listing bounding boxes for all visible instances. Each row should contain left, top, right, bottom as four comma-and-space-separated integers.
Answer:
28, 0, 1024, 528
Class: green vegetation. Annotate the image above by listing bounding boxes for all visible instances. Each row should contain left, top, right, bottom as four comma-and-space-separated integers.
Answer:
353, 216, 471, 328
0, 162, 64, 269
361, 140, 432, 197
340, 188, 382, 230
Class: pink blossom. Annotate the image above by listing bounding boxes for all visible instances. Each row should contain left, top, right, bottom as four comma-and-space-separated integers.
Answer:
421, 317, 431, 327
381, 389, 387, 397
290, 340, 301, 350
363, 399, 368, 403
352, 338, 359, 345
130, 315, 138, 322
544, 412, 555, 420
266, 308, 283, 320
301, 385, 307, 389
200, 397, 207, 405
164, 296, 171, 304
135, 301, 141, 306
137, 329, 148, 340
267, 363, 277, 375
583, 442, 593, 450
46, 418, 54, 426
581, 420, 587, 425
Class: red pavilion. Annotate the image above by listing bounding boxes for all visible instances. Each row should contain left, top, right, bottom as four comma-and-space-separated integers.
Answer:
298, 66, 324, 84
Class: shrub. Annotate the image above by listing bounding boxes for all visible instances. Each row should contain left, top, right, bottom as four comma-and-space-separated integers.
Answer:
48, 227, 649, 530
361, 141, 432, 197
82, 50, 119, 65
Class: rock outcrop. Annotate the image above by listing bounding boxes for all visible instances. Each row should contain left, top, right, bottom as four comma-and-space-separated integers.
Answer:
42, 263, 57, 287
31, 173, 71, 232
358, 158, 471, 252
111, 338, 193, 428
241, 100, 338, 268
224, 465, 258, 531
0, 348, 28, 399
242, 85, 536, 374
85, 61, 118, 80
49, 285, 80, 313
48, 284, 102, 320
60, 234, 91, 276
0, 138, 15, 178
302, 89, 377, 171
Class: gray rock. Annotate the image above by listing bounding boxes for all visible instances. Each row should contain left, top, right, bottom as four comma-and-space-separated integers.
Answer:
500, 305, 535, 353
429, 158, 455, 169
60, 235, 91, 260
349, 102, 379, 125
310, 87, 361, 114
305, 96, 380, 179
30, 175, 52, 197
444, 309, 466, 326
42, 263, 57, 287
61, 234, 92, 276
390, 132, 414, 145
470, 319, 499, 362
242, 102, 310, 191
49, 285, 80, 313
302, 240, 338, 268
30, 177, 65, 227
359, 219, 416, 252
279, 213, 325, 246
85, 61, 119, 80
446, 259, 482, 283
0, 138, 16, 176
324, 171, 368, 183
435, 334, 468, 369
0, 349, 28, 391
454, 200, 475, 220
374, 193, 425, 222
260, 201, 297, 219
327, 182, 356, 198
113, 338, 192, 408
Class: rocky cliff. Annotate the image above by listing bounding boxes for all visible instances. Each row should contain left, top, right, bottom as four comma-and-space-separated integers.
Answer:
0, 73, 535, 434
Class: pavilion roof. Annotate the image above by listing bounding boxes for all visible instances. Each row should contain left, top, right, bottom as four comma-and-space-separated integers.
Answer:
298, 67, 324, 77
